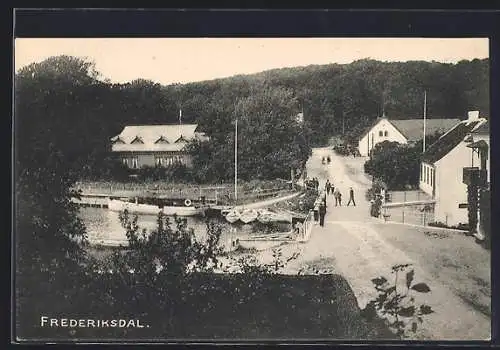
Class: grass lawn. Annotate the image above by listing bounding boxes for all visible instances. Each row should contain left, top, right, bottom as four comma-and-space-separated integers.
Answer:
373, 223, 491, 318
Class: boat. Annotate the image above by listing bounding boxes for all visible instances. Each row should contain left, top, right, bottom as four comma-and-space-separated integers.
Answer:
107, 196, 206, 217
256, 209, 292, 223
225, 209, 241, 223
239, 209, 258, 224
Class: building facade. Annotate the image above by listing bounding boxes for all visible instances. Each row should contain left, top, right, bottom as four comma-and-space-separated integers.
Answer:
419, 111, 489, 227
110, 124, 208, 169
358, 116, 461, 157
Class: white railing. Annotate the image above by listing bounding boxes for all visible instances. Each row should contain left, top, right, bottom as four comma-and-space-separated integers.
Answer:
296, 210, 314, 242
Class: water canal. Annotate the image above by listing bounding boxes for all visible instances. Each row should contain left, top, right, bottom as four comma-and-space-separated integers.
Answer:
78, 207, 291, 251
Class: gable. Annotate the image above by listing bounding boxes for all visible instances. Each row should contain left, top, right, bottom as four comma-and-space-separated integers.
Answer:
175, 135, 188, 143
154, 136, 170, 144
130, 136, 144, 144
422, 119, 484, 164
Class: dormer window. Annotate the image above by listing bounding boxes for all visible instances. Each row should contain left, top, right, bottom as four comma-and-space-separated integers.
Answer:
155, 136, 169, 144
175, 135, 187, 143
131, 136, 144, 144
114, 137, 126, 144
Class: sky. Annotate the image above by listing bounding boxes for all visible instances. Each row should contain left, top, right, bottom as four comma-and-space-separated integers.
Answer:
15, 38, 489, 85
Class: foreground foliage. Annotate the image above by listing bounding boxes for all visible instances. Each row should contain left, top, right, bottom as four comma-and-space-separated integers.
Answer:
363, 264, 434, 338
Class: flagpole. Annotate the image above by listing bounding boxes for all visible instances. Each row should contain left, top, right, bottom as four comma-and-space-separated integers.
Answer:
234, 116, 238, 202
179, 109, 182, 125
423, 90, 427, 153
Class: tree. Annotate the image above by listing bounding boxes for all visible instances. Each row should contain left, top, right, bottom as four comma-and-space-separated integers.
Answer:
188, 86, 312, 182
364, 132, 444, 190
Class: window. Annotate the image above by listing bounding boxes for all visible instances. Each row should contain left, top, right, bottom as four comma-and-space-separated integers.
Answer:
379, 130, 383, 137
426, 167, 429, 184
430, 168, 434, 186
122, 158, 128, 166
384, 131, 388, 137
131, 157, 139, 169
420, 164, 423, 181
155, 156, 163, 167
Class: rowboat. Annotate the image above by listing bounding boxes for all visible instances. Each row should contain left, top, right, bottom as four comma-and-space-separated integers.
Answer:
239, 209, 258, 224
225, 209, 241, 223
256, 209, 292, 223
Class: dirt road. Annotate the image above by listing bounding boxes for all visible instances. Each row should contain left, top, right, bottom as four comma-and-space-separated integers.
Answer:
254, 147, 491, 340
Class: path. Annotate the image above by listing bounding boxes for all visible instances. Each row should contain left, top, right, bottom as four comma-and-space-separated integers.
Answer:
255, 147, 490, 340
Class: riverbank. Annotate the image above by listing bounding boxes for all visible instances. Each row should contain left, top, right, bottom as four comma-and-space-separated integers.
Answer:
74, 178, 294, 205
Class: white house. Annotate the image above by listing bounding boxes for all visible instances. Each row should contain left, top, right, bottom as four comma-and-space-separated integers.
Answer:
357, 115, 460, 156
110, 124, 208, 169
419, 111, 489, 227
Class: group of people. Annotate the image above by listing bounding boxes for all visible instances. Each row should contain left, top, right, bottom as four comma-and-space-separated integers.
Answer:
324, 179, 356, 207
305, 177, 320, 191
313, 181, 357, 228
321, 156, 331, 164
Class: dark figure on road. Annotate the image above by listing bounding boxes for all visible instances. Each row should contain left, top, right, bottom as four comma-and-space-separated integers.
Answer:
325, 180, 331, 195
327, 155, 331, 164
334, 189, 341, 206
319, 202, 326, 227
347, 187, 356, 206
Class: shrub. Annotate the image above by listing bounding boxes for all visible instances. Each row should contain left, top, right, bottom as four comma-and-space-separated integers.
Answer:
427, 221, 469, 231
362, 264, 434, 338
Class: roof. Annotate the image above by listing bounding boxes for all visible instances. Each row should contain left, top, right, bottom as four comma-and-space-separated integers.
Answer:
358, 116, 460, 141
358, 117, 386, 140
390, 118, 461, 142
111, 124, 206, 152
421, 119, 487, 164
471, 121, 489, 135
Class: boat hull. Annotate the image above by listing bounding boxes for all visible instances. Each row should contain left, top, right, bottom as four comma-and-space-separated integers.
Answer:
225, 209, 241, 223
108, 199, 204, 217
240, 209, 258, 224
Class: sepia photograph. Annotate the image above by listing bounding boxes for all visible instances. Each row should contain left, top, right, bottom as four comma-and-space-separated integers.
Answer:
14, 35, 491, 342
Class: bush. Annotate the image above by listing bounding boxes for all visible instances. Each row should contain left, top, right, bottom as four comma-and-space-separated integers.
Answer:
427, 221, 469, 231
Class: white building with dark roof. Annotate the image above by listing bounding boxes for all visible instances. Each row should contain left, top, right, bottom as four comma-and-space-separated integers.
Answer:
419, 111, 489, 227
357, 115, 461, 156
110, 124, 208, 168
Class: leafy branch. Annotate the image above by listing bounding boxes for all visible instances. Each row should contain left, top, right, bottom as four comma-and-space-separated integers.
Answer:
363, 263, 434, 338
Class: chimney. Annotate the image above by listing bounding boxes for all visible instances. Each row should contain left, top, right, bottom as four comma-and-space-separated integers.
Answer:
467, 111, 480, 121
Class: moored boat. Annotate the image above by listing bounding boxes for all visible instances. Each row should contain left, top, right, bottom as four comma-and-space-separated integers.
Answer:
107, 196, 206, 217
225, 209, 241, 223
256, 208, 292, 223
239, 209, 258, 224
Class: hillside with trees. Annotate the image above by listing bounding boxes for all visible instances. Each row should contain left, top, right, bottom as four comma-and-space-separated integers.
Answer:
15, 56, 489, 184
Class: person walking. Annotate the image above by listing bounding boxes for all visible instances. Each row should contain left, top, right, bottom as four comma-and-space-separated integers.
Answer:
325, 180, 331, 195
347, 187, 356, 206
319, 202, 326, 227
334, 189, 341, 206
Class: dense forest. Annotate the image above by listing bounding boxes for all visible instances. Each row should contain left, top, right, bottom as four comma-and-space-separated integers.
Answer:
15, 56, 489, 184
